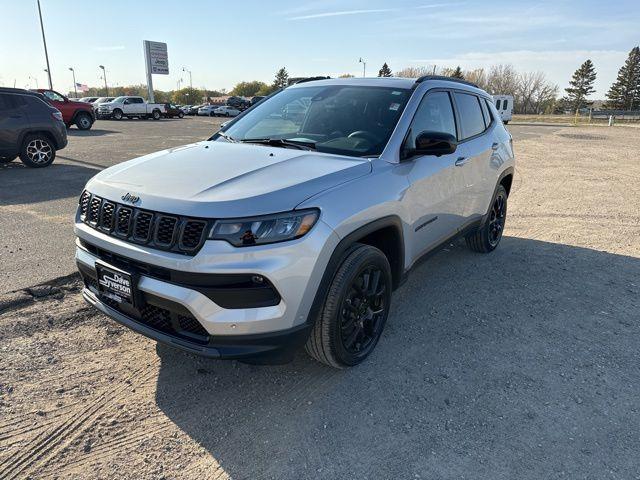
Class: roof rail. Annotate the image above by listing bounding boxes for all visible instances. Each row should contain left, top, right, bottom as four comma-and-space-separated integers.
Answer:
414, 75, 479, 88
293, 76, 331, 84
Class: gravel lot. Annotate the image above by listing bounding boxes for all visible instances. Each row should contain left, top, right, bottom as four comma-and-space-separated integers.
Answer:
0, 122, 639, 479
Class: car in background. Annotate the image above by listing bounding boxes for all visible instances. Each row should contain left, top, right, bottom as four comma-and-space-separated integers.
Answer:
226, 96, 251, 110
0, 87, 67, 167
163, 104, 185, 118
180, 105, 192, 114
188, 104, 204, 115
213, 105, 241, 117
197, 105, 218, 116
35, 89, 96, 130
96, 96, 166, 120
79, 96, 99, 103
251, 96, 265, 105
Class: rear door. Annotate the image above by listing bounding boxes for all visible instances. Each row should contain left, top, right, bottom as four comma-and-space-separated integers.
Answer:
401, 90, 468, 260
42, 90, 70, 123
0, 94, 28, 156
451, 92, 494, 219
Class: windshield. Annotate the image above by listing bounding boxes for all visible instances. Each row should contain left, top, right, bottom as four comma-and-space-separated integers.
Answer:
111, 96, 125, 103
218, 85, 411, 157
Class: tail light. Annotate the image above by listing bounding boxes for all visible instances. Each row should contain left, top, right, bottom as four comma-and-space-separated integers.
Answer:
52, 111, 64, 122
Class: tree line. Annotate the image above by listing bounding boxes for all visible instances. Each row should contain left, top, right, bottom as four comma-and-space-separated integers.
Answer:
380, 45, 640, 113
68, 46, 640, 113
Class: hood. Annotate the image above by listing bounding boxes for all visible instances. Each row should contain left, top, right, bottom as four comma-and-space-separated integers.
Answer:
87, 141, 371, 217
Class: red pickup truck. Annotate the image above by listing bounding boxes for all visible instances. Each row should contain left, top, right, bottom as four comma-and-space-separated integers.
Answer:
34, 89, 95, 130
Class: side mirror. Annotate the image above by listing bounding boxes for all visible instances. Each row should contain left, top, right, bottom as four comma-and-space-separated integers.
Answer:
404, 131, 457, 159
63, 96, 69, 103
123, 99, 130, 104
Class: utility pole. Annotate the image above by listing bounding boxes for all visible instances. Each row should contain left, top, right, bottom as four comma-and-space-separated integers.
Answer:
69, 67, 77, 97
99, 65, 108, 96
37, 0, 53, 89
359, 57, 366, 77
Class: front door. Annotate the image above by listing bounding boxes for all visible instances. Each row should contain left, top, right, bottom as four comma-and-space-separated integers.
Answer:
401, 90, 468, 261
0, 93, 28, 156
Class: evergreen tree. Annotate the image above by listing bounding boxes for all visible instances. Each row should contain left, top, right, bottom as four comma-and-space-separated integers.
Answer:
564, 59, 597, 111
378, 63, 392, 77
450, 66, 464, 79
605, 46, 640, 110
273, 67, 289, 89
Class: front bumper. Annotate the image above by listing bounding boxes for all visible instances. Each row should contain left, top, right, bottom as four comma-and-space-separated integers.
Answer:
74, 218, 340, 358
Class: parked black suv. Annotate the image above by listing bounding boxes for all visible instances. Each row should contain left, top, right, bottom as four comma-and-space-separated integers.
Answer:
0, 88, 67, 168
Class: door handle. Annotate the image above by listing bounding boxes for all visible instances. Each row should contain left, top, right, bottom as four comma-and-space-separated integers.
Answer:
455, 156, 468, 166
491, 142, 499, 151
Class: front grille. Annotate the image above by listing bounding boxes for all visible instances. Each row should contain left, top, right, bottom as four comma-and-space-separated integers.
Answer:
78, 191, 210, 255
178, 314, 209, 337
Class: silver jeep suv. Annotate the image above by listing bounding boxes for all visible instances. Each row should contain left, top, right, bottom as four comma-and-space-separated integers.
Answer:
74, 76, 514, 368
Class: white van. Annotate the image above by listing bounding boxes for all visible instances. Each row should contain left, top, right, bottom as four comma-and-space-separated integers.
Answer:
492, 95, 513, 124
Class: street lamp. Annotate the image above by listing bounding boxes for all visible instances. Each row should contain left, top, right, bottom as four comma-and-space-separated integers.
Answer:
182, 67, 193, 90
99, 65, 108, 96
359, 57, 367, 77
37, 0, 52, 89
69, 67, 77, 97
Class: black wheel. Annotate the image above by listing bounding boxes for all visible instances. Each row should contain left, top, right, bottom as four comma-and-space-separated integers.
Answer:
466, 184, 507, 253
503, 120, 509, 125
19, 134, 56, 168
75, 112, 93, 130
305, 244, 392, 368
178, 112, 184, 118
112, 109, 123, 120
152, 110, 161, 120
225, 112, 230, 117
0, 155, 17, 164
209, 112, 216, 117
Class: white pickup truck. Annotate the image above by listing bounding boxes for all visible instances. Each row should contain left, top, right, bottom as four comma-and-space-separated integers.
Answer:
96, 96, 166, 120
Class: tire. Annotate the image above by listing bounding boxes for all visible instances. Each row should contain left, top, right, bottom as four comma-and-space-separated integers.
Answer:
152, 110, 161, 120
75, 112, 93, 130
466, 184, 508, 253
225, 112, 230, 117
209, 112, 216, 117
305, 244, 392, 368
112, 109, 123, 120
178, 112, 184, 118
19, 134, 56, 168
503, 120, 509, 125
0, 155, 17, 164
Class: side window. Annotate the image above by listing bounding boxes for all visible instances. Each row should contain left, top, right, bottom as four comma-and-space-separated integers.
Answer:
0, 94, 10, 110
406, 91, 457, 147
483, 99, 495, 124
495, 99, 501, 110
479, 97, 491, 128
502, 99, 509, 110
454, 93, 486, 139
43, 90, 64, 102
134, 98, 144, 104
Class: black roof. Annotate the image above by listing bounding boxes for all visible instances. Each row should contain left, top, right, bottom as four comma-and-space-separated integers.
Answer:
414, 75, 479, 88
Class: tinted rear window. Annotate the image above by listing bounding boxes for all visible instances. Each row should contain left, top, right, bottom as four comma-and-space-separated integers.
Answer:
454, 93, 486, 139
503, 99, 509, 110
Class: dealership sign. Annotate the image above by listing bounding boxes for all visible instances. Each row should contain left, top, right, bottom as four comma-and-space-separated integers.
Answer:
144, 40, 169, 75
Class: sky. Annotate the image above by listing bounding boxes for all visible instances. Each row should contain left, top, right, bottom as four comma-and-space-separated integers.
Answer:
1, 0, 638, 98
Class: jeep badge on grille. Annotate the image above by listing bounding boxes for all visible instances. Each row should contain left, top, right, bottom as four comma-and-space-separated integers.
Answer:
121, 193, 140, 204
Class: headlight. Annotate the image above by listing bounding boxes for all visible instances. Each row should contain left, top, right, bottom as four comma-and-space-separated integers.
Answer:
209, 209, 319, 247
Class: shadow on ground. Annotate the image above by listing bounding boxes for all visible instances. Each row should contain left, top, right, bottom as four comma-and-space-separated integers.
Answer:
154, 236, 640, 479
0, 161, 100, 205
66, 128, 120, 137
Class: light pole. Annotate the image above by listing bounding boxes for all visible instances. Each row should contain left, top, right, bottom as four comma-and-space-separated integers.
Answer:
182, 67, 192, 90
69, 67, 77, 97
37, 0, 53, 89
359, 57, 366, 77
99, 65, 108, 96
29, 75, 39, 89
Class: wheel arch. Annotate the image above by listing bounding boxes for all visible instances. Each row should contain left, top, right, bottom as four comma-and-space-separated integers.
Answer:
70, 109, 94, 125
306, 216, 405, 327
19, 129, 60, 149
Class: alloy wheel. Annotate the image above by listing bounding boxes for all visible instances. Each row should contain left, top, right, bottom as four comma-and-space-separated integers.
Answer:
488, 192, 507, 247
26, 139, 53, 165
340, 265, 388, 356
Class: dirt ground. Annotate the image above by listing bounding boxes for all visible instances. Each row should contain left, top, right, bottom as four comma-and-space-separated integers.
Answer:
1, 125, 639, 479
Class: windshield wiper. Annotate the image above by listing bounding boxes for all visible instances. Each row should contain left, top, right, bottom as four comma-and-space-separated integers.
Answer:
240, 138, 316, 151
217, 131, 238, 143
